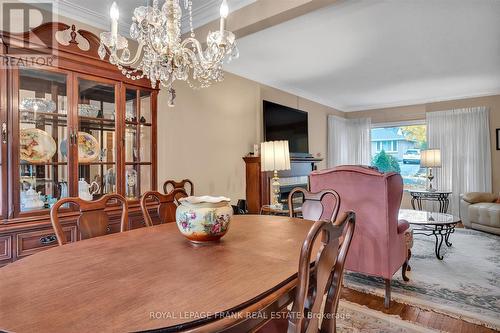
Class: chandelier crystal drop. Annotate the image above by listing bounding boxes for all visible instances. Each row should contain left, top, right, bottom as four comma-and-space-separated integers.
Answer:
99, 0, 239, 106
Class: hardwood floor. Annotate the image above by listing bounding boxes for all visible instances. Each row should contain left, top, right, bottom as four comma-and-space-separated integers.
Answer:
341, 288, 498, 333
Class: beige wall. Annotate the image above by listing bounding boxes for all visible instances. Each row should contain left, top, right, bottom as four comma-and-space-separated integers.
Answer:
346, 95, 500, 194
157, 73, 342, 202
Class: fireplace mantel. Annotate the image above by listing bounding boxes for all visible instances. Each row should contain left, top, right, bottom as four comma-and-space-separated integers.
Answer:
242, 155, 323, 214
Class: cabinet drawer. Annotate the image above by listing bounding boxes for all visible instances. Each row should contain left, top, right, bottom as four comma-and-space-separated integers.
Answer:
106, 222, 123, 234
0, 235, 12, 261
130, 219, 148, 230
16, 226, 76, 258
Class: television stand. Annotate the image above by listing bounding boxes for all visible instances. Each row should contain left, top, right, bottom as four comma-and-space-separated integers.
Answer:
290, 153, 314, 158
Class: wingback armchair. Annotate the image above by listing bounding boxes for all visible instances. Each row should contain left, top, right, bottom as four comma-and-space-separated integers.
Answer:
309, 165, 409, 308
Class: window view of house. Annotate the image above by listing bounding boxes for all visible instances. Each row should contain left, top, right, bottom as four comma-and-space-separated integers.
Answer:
371, 125, 428, 190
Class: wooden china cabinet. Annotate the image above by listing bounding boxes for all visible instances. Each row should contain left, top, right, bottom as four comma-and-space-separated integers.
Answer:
0, 23, 159, 266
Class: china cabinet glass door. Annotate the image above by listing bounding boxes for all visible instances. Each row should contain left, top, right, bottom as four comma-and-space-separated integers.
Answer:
17, 68, 69, 213
77, 77, 118, 201
125, 88, 153, 199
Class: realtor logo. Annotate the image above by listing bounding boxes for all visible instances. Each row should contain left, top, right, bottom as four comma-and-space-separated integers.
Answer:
1, 2, 56, 67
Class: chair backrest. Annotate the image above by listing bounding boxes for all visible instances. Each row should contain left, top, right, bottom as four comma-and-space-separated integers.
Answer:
141, 188, 188, 226
50, 194, 129, 246
163, 179, 194, 196
309, 165, 404, 278
289, 211, 356, 333
288, 188, 341, 222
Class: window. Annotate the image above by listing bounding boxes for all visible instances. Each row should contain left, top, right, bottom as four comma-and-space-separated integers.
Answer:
370, 123, 427, 190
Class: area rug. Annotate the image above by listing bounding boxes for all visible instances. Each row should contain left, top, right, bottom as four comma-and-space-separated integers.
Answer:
337, 300, 439, 332
343, 228, 500, 330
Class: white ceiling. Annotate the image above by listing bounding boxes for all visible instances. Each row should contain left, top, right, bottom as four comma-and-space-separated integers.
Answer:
225, 0, 500, 111
52, 0, 255, 35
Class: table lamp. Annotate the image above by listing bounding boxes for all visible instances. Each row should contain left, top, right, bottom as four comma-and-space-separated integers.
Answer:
420, 149, 441, 192
260, 141, 291, 209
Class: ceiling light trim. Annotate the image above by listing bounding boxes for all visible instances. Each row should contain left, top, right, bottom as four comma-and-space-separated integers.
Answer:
341, 90, 500, 112
51, 0, 130, 33
41, 0, 256, 37
180, 0, 257, 31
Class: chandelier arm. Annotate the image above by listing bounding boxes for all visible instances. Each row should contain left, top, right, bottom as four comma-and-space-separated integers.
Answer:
114, 42, 146, 66
180, 37, 216, 64
182, 47, 225, 75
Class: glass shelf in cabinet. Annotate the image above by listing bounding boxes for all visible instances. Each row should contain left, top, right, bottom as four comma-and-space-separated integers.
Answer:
78, 162, 116, 165
79, 116, 116, 129
79, 115, 115, 123
20, 110, 68, 117
20, 161, 68, 165
125, 120, 152, 127
125, 162, 152, 165
20, 119, 69, 127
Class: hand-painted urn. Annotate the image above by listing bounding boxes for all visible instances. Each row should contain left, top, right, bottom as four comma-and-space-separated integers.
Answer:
175, 196, 233, 243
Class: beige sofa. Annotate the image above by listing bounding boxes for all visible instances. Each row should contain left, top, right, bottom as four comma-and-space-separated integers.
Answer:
460, 192, 500, 235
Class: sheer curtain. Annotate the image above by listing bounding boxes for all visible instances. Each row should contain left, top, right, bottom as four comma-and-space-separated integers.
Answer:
427, 107, 492, 216
327, 115, 371, 167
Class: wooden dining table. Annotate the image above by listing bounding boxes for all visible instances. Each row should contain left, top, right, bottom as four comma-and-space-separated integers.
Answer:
0, 215, 317, 333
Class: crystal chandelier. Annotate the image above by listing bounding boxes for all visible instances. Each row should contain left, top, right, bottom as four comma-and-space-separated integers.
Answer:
98, 0, 239, 106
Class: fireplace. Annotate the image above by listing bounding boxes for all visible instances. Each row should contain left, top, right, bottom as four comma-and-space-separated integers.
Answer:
243, 156, 323, 214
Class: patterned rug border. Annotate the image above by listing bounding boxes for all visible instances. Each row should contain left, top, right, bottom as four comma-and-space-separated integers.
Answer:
339, 300, 442, 333
344, 279, 500, 331
344, 228, 500, 331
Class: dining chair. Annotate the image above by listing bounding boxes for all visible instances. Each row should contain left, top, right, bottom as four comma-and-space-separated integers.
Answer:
163, 179, 194, 196
288, 187, 341, 222
50, 194, 129, 246
259, 211, 356, 333
141, 188, 188, 226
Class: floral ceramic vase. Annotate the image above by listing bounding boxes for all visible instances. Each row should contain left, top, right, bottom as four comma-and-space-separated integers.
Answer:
176, 196, 233, 243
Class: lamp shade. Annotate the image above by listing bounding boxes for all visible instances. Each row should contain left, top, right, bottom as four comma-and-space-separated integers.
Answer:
260, 141, 291, 172
421, 149, 441, 168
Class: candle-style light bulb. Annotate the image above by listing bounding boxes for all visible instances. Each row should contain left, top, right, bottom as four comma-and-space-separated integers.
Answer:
220, 0, 229, 18
110, 2, 119, 43
110, 2, 119, 20
219, 0, 229, 33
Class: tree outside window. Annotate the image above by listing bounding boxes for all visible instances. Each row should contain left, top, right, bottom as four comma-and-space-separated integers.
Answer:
371, 124, 427, 190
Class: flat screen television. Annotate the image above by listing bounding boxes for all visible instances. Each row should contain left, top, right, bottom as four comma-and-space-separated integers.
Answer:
263, 101, 309, 156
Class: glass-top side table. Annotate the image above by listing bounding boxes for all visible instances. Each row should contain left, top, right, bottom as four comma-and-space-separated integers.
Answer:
409, 190, 452, 213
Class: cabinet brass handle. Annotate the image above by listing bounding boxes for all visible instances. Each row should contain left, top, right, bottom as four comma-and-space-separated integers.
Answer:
1, 123, 7, 144
39, 234, 58, 245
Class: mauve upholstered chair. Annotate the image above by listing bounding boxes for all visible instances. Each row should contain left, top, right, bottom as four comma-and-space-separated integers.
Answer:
309, 165, 410, 308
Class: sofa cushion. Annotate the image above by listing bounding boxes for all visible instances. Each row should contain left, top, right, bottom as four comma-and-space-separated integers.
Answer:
469, 203, 500, 228
462, 192, 498, 204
